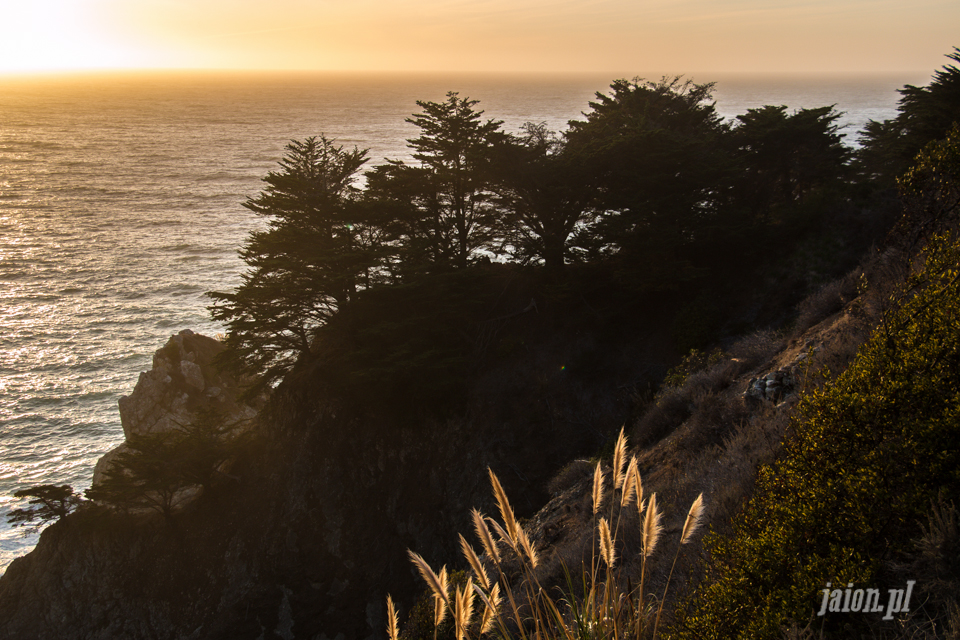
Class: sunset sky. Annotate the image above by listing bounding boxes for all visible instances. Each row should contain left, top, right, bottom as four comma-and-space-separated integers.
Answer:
1, 0, 956, 76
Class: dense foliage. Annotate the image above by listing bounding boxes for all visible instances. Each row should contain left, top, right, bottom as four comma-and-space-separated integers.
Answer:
857, 47, 960, 184
86, 408, 239, 521
209, 136, 372, 390
209, 68, 878, 392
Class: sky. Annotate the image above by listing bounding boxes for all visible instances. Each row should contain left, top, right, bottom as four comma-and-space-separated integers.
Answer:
0, 0, 957, 76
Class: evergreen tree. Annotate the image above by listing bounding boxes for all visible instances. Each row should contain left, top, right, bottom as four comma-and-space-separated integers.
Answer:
730, 104, 851, 221
858, 47, 960, 184
7, 485, 84, 531
367, 93, 506, 274
493, 122, 596, 270
86, 409, 239, 522
209, 136, 371, 387
565, 77, 730, 287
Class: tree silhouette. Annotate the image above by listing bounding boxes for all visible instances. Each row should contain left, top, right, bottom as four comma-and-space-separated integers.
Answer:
209, 135, 371, 387
494, 122, 596, 270
565, 77, 730, 288
368, 93, 506, 274
7, 485, 84, 531
730, 104, 850, 221
858, 47, 960, 183
86, 408, 241, 523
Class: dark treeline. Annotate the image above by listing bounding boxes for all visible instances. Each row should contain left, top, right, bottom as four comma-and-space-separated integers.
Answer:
209, 50, 960, 401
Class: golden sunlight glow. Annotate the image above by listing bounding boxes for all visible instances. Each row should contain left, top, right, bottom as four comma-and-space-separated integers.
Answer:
0, 1, 146, 73
0, 0, 956, 75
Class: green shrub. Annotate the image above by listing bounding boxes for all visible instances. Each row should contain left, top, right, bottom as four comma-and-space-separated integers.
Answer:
662, 348, 726, 388
673, 231, 960, 639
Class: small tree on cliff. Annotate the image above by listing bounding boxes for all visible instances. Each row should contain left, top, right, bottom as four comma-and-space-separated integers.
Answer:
6, 485, 84, 531
209, 135, 372, 388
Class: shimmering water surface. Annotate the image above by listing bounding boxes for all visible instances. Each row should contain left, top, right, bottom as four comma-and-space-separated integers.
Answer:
0, 70, 917, 573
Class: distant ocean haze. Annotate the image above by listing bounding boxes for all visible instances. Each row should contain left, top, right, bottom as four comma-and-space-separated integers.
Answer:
0, 69, 915, 574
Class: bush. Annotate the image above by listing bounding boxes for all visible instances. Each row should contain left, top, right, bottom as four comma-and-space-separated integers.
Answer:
792, 268, 862, 335
661, 349, 726, 388
673, 231, 960, 639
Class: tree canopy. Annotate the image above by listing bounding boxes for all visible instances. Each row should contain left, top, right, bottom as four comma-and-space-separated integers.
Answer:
207, 60, 956, 389
367, 92, 507, 274
209, 135, 371, 389
857, 47, 960, 183
492, 122, 596, 269
564, 77, 730, 287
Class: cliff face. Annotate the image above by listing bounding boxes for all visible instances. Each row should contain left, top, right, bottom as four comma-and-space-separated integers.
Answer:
0, 315, 639, 640
0, 236, 880, 639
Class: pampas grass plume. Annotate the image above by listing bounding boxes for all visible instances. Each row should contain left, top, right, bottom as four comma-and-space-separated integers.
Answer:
472, 508, 501, 563
454, 579, 475, 640
460, 533, 491, 590
680, 493, 705, 545
612, 427, 627, 491
476, 582, 501, 635
621, 456, 638, 508
386, 594, 399, 640
487, 518, 515, 552
488, 468, 520, 544
517, 527, 539, 569
435, 566, 450, 626
598, 517, 616, 568
408, 550, 450, 609
642, 493, 663, 558
634, 465, 644, 519
592, 461, 605, 515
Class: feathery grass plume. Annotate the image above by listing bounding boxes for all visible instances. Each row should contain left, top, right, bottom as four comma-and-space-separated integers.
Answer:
454, 579, 476, 640
517, 526, 539, 569
460, 533, 491, 590
475, 582, 502, 635
385, 594, 399, 640
488, 468, 520, 543
592, 461, 605, 515
612, 427, 628, 491
408, 550, 451, 610
642, 493, 663, 558
621, 456, 638, 508
435, 566, 450, 627
653, 493, 708, 639
680, 493, 705, 544
487, 517, 517, 553
472, 508, 501, 563
634, 464, 644, 518
598, 517, 616, 568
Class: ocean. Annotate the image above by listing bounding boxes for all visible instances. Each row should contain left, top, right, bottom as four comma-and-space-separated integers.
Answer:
0, 69, 920, 574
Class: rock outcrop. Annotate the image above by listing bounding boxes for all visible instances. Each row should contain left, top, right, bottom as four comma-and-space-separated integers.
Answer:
92, 329, 260, 487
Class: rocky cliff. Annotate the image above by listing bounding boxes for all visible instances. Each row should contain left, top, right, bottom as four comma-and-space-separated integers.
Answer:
0, 312, 642, 639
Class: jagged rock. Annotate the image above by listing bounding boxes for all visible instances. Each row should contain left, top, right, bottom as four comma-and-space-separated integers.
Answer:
743, 353, 808, 405
180, 360, 205, 391
94, 329, 261, 486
